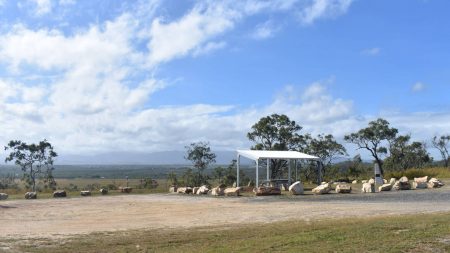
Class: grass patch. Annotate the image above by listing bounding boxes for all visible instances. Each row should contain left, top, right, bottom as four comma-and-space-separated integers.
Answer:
3, 213, 449, 253
385, 167, 450, 180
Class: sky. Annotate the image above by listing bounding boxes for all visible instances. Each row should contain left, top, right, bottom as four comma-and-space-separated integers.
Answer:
0, 0, 449, 162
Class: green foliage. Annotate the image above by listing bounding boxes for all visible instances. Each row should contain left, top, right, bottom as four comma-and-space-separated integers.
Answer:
247, 114, 305, 151
432, 135, 450, 167
0, 173, 19, 190
4, 139, 58, 192
385, 168, 437, 180
345, 118, 398, 175
384, 135, 431, 172
184, 142, 216, 186
247, 114, 308, 179
166, 171, 178, 186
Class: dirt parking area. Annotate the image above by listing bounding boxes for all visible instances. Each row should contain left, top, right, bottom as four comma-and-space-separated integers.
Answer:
1, 186, 450, 239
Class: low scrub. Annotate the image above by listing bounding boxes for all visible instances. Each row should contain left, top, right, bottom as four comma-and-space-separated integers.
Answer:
385, 167, 450, 180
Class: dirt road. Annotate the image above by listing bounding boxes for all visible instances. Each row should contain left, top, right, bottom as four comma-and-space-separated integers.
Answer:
1, 187, 449, 239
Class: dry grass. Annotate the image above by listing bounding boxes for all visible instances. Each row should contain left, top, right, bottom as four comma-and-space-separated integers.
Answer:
2, 212, 449, 253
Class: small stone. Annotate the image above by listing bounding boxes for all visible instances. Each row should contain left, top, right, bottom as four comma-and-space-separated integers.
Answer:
253, 186, 281, 196
169, 186, 177, 193
80, 190, 91, 196
335, 183, 352, 194
389, 178, 396, 185
197, 185, 209, 194
25, 192, 37, 199
0, 193, 8, 200
362, 182, 375, 193
99, 188, 108, 195
351, 180, 358, 184
378, 183, 392, 191
53, 190, 67, 198
192, 187, 199, 195
312, 183, 332, 194
119, 187, 133, 193
224, 187, 241, 196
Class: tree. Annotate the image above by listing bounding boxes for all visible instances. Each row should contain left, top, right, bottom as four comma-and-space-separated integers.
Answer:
307, 134, 347, 167
432, 135, 450, 167
4, 139, 58, 192
247, 114, 305, 151
213, 166, 225, 184
384, 135, 431, 171
306, 134, 347, 179
184, 142, 216, 186
344, 118, 398, 176
247, 114, 306, 178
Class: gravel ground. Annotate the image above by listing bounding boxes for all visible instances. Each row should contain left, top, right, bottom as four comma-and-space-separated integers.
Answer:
0, 183, 449, 240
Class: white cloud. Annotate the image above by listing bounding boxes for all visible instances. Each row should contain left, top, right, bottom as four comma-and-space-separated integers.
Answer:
192, 41, 227, 57
298, 0, 353, 25
27, 0, 52, 16
59, 0, 75, 5
147, 2, 239, 65
0, 0, 364, 158
412, 82, 425, 92
251, 20, 279, 40
362, 47, 381, 56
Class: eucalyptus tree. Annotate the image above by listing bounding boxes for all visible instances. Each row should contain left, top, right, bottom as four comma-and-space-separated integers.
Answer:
184, 141, 216, 186
432, 135, 450, 167
4, 139, 58, 192
344, 118, 398, 176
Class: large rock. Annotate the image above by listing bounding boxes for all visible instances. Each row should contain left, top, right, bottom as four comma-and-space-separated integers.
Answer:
368, 178, 375, 185
80, 190, 91, 196
351, 180, 358, 184
169, 186, 177, 193
119, 187, 133, 193
428, 178, 445, 188
211, 186, 225, 196
393, 176, 411, 190
335, 184, 352, 194
99, 188, 108, 195
25, 192, 37, 199
383, 179, 388, 184
414, 176, 428, 183
177, 187, 192, 194
378, 183, 392, 191
412, 181, 428, 189
312, 183, 332, 194
192, 187, 199, 195
53, 190, 67, 198
224, 187, 241, 196
361, 180, 368, 184
289, 181, 304, 195
0, 193, 8, 200
253, 186, 281, 196
197, 185, 209, 195
389, 178, 396, 185
362, 182, 375, 193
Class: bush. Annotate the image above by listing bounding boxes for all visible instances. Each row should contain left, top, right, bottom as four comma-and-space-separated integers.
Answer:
385, 168, 443, 179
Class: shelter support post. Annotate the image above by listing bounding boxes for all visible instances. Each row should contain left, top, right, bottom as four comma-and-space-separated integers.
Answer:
256, 159, 259, 187
288, 159, 291, 186
237, 154, 240, 187
317, 161, 323, 185
266, 159, 270, 181
295, 160, 298, 181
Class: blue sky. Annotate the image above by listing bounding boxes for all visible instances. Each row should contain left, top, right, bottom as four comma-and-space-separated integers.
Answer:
0, 0, 449, 161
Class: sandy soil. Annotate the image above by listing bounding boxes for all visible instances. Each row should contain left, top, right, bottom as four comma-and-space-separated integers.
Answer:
1, 188, 450, 239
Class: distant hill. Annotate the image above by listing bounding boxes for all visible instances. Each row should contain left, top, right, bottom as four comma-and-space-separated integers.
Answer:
57, 150, 240, 165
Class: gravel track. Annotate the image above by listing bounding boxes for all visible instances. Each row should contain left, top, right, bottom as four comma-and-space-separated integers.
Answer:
1, 185, 449, 239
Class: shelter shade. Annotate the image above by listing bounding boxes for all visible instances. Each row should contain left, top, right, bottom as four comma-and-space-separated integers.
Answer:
236, 150, 320, 187
237, 150, 319, 161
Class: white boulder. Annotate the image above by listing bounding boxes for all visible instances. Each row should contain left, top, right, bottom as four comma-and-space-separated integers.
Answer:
289, 181, 304, 195
312, 183, 332, 194
335, 184, 352, 194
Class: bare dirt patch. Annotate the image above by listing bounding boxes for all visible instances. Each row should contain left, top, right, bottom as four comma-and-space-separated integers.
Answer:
1, 188, 450, 240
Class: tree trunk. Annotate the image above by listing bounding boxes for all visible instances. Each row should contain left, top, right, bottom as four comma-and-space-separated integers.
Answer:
375, 159, 384, 176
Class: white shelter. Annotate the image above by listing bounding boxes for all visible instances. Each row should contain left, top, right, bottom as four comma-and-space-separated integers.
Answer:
236, 150, 321, 187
